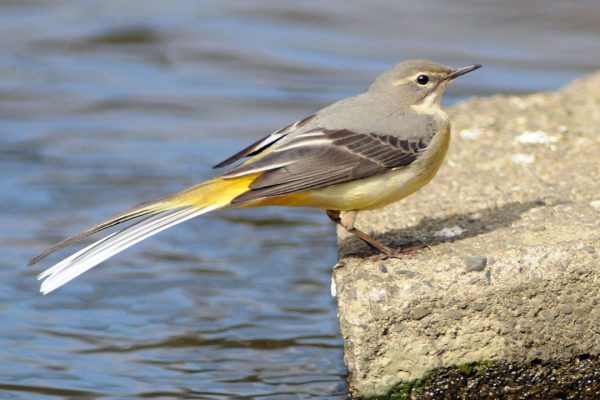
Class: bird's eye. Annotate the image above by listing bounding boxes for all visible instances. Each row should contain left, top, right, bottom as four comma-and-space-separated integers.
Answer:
416, 75, 429, 85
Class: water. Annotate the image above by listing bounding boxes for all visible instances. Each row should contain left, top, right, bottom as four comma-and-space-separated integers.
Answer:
1, 1, 598, 398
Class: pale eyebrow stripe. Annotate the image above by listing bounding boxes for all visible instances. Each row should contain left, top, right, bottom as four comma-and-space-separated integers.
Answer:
393, 73, 443, 86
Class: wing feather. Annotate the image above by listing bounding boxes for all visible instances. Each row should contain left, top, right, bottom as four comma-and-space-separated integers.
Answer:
212, 114, 316, 168
229, 128, 430, 203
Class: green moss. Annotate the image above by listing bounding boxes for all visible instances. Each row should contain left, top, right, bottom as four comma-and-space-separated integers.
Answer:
361, 356, 600, 399
389, 371, 433, 400
454, 359, 496, 376
365, 371, 433, 400
367, 360, 497, 400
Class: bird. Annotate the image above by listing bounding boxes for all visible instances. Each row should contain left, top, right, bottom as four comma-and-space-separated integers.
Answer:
30, 59, 481, 294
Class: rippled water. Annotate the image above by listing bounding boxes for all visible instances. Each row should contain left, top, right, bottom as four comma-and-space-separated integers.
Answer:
1, 1, 599, 398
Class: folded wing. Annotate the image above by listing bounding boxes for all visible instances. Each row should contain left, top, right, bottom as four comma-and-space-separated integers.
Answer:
225, 128, 429, 203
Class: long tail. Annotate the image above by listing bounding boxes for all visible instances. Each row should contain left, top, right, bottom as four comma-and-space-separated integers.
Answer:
30, 175, 257, 294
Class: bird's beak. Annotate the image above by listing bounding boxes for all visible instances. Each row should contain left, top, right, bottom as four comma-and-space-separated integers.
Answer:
446, 64, 482, 80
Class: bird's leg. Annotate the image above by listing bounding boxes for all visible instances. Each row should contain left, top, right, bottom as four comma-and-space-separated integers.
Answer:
326, 210, 425, 258
326, 210, 396, 256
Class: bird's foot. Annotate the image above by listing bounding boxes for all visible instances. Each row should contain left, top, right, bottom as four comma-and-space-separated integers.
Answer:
372, 241, 427, 260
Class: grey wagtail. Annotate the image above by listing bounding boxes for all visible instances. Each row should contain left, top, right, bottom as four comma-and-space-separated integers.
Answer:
30, 59, 481, 294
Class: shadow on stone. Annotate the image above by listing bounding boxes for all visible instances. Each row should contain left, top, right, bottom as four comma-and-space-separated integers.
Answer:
340, 199, 549, 257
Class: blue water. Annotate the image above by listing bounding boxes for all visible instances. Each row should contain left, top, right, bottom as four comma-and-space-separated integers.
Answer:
1, 1, 599, 398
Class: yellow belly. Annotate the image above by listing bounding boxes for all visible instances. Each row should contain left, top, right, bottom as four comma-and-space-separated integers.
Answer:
252, 126, 451, 211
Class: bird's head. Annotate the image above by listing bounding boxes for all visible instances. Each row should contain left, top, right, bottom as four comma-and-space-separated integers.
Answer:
369, 59, 481, 108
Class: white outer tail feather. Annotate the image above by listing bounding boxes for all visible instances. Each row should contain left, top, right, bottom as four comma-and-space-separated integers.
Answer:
38, 205, 219, 295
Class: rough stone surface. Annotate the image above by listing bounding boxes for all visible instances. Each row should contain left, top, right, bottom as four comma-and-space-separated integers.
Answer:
332, 71, 600, 399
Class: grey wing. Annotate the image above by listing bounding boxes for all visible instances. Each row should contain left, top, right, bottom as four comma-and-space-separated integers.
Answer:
224, 128, 429, 204
212, 114, 316, 168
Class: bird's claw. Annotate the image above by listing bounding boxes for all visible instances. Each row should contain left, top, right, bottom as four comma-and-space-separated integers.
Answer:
373, 241, 427, 260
